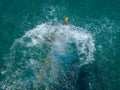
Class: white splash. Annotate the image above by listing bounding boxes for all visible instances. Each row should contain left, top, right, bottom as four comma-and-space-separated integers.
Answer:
1, 23, 95, 90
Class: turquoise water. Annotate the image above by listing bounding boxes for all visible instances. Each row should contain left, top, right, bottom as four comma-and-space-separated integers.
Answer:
0, 0, 120, 90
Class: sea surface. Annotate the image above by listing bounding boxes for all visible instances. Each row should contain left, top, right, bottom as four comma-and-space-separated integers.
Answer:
0, 0, 120, 90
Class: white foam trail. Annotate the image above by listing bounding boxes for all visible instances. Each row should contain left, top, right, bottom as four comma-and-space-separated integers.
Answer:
1, 23, 95, 90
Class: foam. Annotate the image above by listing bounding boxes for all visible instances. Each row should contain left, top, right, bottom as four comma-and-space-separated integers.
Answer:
1, 23, 95, 90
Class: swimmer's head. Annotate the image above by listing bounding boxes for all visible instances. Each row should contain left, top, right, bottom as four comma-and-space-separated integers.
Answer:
64, 17, 69, 25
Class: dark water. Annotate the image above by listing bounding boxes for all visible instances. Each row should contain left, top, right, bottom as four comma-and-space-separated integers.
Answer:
0, 0, 120, 90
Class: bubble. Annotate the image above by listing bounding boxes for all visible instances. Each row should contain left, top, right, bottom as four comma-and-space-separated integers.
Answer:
1, 23, 95, 90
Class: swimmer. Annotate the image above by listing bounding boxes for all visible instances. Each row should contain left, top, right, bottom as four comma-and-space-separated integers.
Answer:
64, 17, 69, 25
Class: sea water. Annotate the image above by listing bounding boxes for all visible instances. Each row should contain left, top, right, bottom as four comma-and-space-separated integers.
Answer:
0, 0, 120, 90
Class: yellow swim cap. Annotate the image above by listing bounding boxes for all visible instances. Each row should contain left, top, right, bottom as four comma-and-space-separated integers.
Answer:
64, 17, 69, 24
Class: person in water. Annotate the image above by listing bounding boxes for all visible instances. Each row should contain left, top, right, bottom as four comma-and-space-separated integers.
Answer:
64, 17, 69, 25
44, 17, 71, 71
